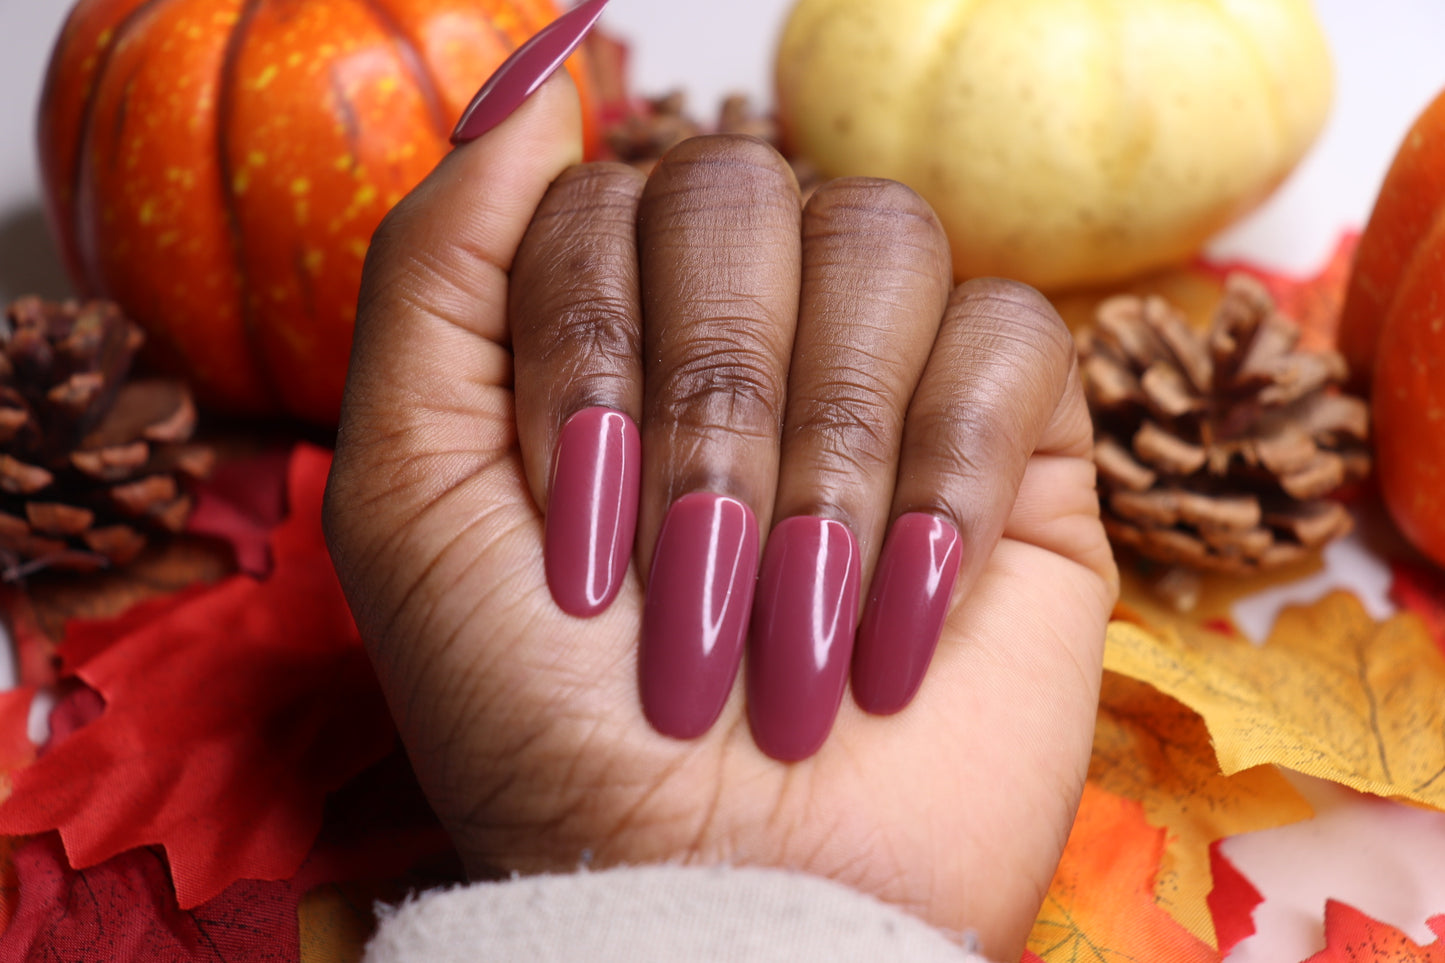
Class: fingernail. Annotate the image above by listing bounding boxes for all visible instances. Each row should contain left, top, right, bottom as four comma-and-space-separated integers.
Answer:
748, 516, 861, 762
545, 407, 640, 617
640, 493, 760, 739
852, 513, 962, 715
449, 0, 610, 144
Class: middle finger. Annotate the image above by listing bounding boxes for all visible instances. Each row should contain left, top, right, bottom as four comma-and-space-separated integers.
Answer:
635, 135, 802, 741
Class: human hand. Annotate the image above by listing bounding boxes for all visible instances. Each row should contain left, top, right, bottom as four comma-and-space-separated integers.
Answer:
324, 39, 1116, 961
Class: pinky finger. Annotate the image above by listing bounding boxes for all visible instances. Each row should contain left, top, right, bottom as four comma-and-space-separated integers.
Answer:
851, 278, 1080, 715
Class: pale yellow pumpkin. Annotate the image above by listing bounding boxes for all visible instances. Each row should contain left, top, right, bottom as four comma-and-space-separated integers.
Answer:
775, 0, 1333, 291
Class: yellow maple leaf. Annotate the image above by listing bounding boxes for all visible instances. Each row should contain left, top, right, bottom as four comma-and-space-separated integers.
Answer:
1091, 673, 1313, 947
1027, 783, 1218, 963
1105, 591, 1445, 807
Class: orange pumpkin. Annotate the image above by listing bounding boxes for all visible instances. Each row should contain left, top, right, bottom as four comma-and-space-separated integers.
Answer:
38, 0, 596, 426
1338, 87, 1445, 566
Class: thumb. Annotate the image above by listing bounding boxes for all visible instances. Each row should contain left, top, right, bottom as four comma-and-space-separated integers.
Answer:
346, 66, 584, 395
325, 64, 583, 622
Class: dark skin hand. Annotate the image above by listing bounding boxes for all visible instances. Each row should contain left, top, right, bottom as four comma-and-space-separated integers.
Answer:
323, 74, 1116, 960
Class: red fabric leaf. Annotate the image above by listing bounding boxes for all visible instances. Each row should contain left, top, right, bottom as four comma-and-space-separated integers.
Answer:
1303, 900, 1445, 962
0, 687, 35, 784
0, 834, 302, 963
0, 756, 457, 962
1197, 232, 1360, 353
1207, 842, 1264, 957
0, 444, 394, 908
1391, 559, 1445, 657
186, 445, 292, 577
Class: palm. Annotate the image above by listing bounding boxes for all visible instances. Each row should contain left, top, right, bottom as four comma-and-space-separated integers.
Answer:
333, 389, 1114, 959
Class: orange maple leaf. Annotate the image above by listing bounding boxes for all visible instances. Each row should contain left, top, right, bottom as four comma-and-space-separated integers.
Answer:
1026, 783, 1218, 963
1304, 900, 1445, 962
1090, 673, 1311, 947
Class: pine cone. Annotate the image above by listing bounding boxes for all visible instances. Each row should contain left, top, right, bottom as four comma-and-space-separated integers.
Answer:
1079, 275, 1370, 576
0, 297, 213, 581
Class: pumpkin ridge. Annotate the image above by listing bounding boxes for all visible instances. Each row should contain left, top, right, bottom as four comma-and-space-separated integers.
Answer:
215, 0, 284, 410
357, 0, 451, 139
66, 0, 172, 293
1204, 3, 1286, 163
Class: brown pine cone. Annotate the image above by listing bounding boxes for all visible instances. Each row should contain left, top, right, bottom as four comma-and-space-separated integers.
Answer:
0, 297, 213, 581
1079, 275, 1370, 576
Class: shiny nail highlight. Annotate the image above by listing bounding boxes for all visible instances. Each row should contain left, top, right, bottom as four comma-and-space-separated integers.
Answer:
640, 493, 760, 740
449, 0, 610, 144
545, 407, 640, 617
747, 516, 861, 762
852, 513, 962, 715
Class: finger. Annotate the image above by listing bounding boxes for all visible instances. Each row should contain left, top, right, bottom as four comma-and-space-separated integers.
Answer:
633, 135, 803, 742
325, 70, 583, 670
510, 163, 648, 617
747, 178, 952, 762
851, 277, 1080, 715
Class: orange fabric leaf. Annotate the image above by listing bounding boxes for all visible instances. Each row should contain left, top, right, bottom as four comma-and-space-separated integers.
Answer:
0, 444, 395, 908
1104, 591, 1445, 808
1304, 900, 1445, 962
1026, 783, 1218, 963
1090, 673, 1311, 946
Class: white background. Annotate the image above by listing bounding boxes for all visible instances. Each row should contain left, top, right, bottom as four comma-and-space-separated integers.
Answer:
2, 1, 1445, 960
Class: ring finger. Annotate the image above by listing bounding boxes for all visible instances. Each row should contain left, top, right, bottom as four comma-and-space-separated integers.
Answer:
748, 178, 953, 761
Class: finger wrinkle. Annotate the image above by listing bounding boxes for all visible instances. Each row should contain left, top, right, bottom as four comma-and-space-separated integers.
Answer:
533, 294, 643, 361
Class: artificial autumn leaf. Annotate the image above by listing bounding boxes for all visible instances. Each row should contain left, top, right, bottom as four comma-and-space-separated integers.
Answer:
0, 444, 396, 908
1391, 559, 1445, 656
1105, 591, 1445, 808
0, 833, 304, 962
1026, 783, 1218, 963
1090, 672, 1312, 946
1208, 843, 1265, 958
1303, 900, 1445, 963
186, 443, 292, 576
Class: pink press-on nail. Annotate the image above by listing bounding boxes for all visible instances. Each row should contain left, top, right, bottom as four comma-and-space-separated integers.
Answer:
545, 407, 641, 617
639, 493, 760, 740
449, 0, 610, 144
747, 516, 861, 762
851, 513, 962, 715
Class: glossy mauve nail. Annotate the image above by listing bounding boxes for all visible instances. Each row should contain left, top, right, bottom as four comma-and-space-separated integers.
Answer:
545, 407, 640, 617
450, 0, 610, 144
748, 516, 861, 762
852, 513, 962, 715
640, 493, 760, 739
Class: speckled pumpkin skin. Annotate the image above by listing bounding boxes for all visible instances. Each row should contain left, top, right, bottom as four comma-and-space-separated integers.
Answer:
39, 0, 593, 425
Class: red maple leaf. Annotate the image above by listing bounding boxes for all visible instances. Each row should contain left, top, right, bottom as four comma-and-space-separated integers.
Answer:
1390, 559, 1445, 657
1208, 843, 1264, 957
0, 444, 395, 908
0, 834, 303, 962
1303, 900, 1445, 962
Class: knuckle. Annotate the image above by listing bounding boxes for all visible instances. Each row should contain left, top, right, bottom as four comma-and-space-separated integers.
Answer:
655, 334, 786, 431
649, 134, 800, 210
535, 293, 642, 372
805, 177, 942, 241
539, 162, 646, 225
790, 383, 899, 470
952, 277, 1075, 377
